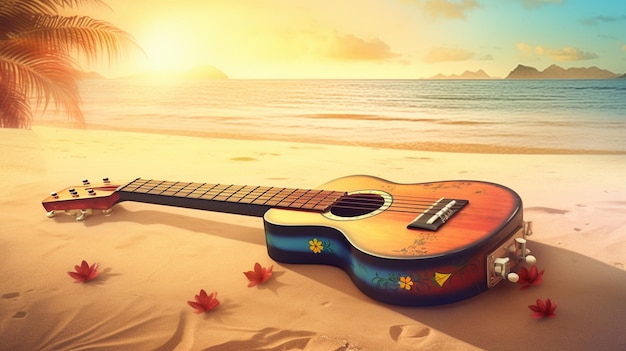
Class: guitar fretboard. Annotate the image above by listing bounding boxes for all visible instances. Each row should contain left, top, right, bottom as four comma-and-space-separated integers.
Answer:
117, 178, 346, 217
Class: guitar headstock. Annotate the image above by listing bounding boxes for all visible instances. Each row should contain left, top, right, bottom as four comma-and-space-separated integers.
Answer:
42, 178, 122, 221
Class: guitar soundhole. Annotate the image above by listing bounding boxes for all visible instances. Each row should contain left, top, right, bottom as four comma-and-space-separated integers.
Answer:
330, 194, 385, 218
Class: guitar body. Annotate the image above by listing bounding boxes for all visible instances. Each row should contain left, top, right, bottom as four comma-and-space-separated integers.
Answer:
263, 175, 523, 306
43, 175, 533, 306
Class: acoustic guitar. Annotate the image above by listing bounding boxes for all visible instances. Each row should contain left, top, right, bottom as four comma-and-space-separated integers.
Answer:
42, 175, 536, 306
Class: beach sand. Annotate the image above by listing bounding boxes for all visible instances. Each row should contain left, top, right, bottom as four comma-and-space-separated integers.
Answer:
1, 126, 625, 350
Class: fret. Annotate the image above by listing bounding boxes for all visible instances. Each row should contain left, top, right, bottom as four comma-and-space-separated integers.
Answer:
213, 185, 244, 201
251, 187, 280, 205
289, 189, 321, 208
239, 186, 271, 204
173, 182, 202, 197
225, 185, 256, 203
160, 182, 193, 196
150, 181, 173, 194
305, 190, 336, 210
256, 188, 291, 207
136, 179, 164, 193
276, 189, 308, 208
121, 178, 152, 193
187, 183, 216, 198
199, 184, 231, 200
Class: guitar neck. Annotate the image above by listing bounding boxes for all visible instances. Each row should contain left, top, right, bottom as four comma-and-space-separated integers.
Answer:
117, 178, 346, 217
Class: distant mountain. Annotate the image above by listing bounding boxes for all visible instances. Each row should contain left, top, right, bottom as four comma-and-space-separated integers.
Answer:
121, 65, 229, 80
506, 64, 618, 79
618, 73, 626, 79
430, 69, 493, 79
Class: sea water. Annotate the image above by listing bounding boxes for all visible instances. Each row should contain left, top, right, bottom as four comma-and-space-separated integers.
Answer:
54, 78, 626, 153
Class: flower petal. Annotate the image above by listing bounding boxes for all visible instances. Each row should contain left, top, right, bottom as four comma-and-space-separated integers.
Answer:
531, 311, 545, 319
68, 271, 86, 282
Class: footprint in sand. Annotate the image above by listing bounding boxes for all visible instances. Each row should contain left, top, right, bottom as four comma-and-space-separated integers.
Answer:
230, 157, 258, 161
2, 292, 21, 300
2, 292, 27, 318
389, 324, 431, 344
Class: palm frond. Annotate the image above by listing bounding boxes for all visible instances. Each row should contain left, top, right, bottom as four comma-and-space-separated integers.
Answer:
0, 0, 111, 17
25, 15, 140, 66
0, 39, 84, 125
0, 78, 32, 128
0, 0, 141, 128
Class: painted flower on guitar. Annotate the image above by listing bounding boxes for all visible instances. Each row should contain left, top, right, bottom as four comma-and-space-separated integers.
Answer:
528, 298, 557, 319
67, 260, 100, 283
187, 289, 220, 313
244, 262, 274, 287
517, 265, 544, 290
309, 238, 324, 254
399, 276, 413, 291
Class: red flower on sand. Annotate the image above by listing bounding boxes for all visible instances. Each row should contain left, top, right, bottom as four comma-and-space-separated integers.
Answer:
68, 260, 100, 283
187, 289, 220, 313
243, 262, 273, 287
528, 298, 557, 319
517, 265, 544, 290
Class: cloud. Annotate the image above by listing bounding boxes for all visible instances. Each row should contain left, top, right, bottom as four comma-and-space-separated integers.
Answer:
580, 15, 626, 26
516, 43, 598, 61
535, 46, 598, 61
520, 0, 565, 9
270, 25, 400, 63
516, 42, 533, 55
423, 47, 475, 63
404, 0, 480, 19
325, 33, 400, 61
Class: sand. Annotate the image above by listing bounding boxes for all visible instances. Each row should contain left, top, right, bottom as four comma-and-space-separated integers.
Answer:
1, 126, 625, 350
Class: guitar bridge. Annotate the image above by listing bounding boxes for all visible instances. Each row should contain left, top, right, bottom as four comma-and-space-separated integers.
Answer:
407, 198, 469, 231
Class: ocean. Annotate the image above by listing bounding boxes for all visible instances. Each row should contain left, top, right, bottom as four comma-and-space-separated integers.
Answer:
51, 78, 626, 154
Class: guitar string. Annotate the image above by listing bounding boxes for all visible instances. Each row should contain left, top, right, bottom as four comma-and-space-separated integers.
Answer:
128, 181, 444, 200
123, 182, 460, 213
124, 180, 463, 214
125, 184, 446, 207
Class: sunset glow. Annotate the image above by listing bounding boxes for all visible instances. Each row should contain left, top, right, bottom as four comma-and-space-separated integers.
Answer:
76, 0, 626, 79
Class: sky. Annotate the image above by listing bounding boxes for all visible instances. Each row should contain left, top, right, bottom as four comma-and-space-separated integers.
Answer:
71, 0, 626, 79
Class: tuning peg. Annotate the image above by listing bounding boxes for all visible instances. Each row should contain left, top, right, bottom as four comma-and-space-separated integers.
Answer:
103, 177, 110, 184
507, 272, 519, 283
524, 221, 533, 236
75, 209, 90, 221
46, 210, 56, 218
82, 179, 90, 185
515, 238, 538, 265
493, 257, 511, 277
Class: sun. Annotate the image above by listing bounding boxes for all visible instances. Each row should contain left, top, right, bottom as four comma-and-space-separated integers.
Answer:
138, 23, 196, 72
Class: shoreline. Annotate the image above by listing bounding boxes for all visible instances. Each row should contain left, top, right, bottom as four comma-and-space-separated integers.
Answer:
33, 120, 626, 155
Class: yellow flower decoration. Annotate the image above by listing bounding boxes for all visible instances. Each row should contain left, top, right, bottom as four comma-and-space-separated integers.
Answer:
434, 272, 452, 287
399, 276, 413, 291
309, 238, 323, 254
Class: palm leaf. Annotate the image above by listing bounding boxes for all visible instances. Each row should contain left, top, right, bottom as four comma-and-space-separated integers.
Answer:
25, 15, 140, 65
0, 0, 140, 128
0, 0, 111, 17
0, 39, 83, 125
